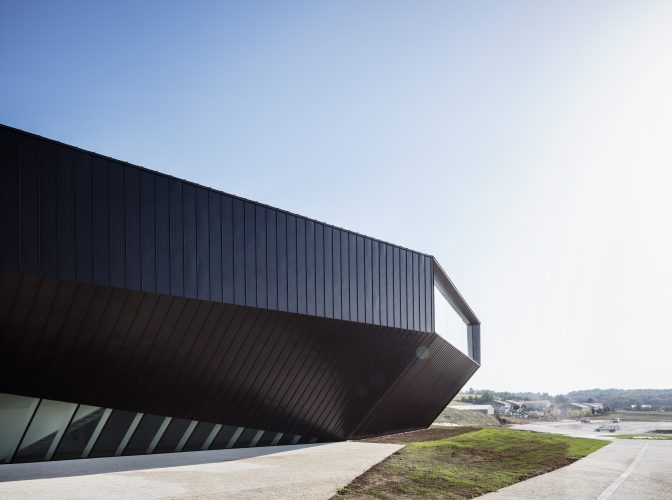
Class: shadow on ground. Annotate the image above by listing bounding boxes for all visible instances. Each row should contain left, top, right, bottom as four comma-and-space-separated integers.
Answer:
0, 443, 328, 482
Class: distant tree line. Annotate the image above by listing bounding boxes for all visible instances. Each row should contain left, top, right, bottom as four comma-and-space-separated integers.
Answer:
463, 388, 672, 410
565, 388, 672, 410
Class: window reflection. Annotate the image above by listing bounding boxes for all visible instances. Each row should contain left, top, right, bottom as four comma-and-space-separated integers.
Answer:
0, 394, 39, 463
14, 400, 77, 463
434, 282, 468, 355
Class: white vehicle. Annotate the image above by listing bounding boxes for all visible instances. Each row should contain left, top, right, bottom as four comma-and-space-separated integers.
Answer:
612, 417, 620, 423
596, 424, 619, 433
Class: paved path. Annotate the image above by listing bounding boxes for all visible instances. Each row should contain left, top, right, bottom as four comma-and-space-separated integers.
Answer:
481, 425, 672, 500
0, 441, 402, 499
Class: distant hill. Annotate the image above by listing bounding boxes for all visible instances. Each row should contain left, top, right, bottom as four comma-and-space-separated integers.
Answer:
565, 388, 672, 410
461, 388, 672, 410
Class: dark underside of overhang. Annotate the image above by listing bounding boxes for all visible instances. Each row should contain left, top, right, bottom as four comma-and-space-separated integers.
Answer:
0, 271, 478, 443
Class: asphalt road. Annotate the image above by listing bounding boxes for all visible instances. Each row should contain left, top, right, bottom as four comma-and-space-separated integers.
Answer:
0, 441, 402, 499
481, 420, 672, 499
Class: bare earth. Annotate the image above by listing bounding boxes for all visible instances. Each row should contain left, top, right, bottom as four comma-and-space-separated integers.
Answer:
0, 442, 402, 499
359, 426, 477, 444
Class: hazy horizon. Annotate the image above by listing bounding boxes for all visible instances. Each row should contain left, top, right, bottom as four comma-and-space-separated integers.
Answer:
2, 1, 671, 394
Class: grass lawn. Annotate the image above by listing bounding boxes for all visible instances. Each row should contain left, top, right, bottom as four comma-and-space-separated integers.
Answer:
613, 410, 672, 422
614, 433, 672, 440
336, 428, 608, 499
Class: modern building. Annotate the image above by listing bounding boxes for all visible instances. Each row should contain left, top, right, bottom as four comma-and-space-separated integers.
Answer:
0, 124, 481, 464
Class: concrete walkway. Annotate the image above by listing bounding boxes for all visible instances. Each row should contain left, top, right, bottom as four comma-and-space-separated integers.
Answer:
480, 438, 672, 499
0, 441, 402, 499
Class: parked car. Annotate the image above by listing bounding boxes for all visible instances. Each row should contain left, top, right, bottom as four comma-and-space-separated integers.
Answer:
612, 417, 620, 423
580, 417, 591, 423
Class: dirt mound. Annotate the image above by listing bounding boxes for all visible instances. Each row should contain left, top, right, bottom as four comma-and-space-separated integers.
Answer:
358, 426, 478, 444
434, 407, 501, 427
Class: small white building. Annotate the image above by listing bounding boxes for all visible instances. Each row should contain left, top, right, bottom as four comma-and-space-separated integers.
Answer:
451, 405, 494, 415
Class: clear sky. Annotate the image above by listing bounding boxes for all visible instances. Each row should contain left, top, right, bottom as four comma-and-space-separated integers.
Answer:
2, 1, 671, 394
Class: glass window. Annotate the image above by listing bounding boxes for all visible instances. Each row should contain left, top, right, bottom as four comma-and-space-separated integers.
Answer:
255, 430, 276, 447
154, 417, 190, 454
209, 424, 239, 450
14, 399, 77, 463
89, 410, 136, 458
182, 421, 216, 452
232, 427, 258, 448
122, 414, 165, 456
0, 394, 39, 463
175, 421, 198, 452
278, 433, 294, 445
248, 429, 265, 447
434, 282, 468, 356
53, 405, 105, 461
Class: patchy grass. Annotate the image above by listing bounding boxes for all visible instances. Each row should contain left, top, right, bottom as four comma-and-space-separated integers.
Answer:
614, 433, 672, 440
336, 428, 608, 499
360, 427, 478, 444
613, 411, 672, 422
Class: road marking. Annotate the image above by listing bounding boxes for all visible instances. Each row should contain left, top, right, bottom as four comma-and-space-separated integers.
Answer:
597, 442, 649, 500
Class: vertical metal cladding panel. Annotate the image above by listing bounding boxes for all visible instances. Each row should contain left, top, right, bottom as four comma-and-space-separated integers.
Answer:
365, 238, 374, 324
296, 218, 307, 315
0, 128, 19, 273
92, 157, 110, 286
221, 195, 234, 303
125, 167, 142, 291
378, 242, 387, 327
315, 223, 324, 317
244, 202, 256, 307
386, 244, 394, 327
255, 206, 267, 308
428, 257, 435, 332
348, 233, 357, 321
356, 235, 365, 323
413, 252, 420, 331
407, 251, 414, 330
182, 184, 198, 299
418, 254, 425, 332
75, 151, 94, 283
408, 252, 414, 330
339, 230, 349, 321
323, 226, 333, 318
276, 211, 288, 311
266, 208, 277, 310
109, 161, 126, 289
332, 228, 341, 320
39, 139, 58, 280
371, 240, 380, 325
399, 249, 406, 329
306, 220, 316, 316
19, 135, 40, 276
57, 146, 76, 281
426, 256, 433, 332
232, 198, 245, 305
208, 192, 222, 302
168, 178, 184, 297
196, 188, 210, 301
286, 214, 298, 313
154, 176, 170, 295
140, 171, 156, 293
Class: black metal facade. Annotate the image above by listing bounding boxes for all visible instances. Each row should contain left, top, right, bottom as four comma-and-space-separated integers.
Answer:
0, 125, 435, 332
0, 124, 480, 463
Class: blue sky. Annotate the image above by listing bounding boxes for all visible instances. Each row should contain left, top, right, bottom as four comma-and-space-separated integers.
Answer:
2, 1, 671, 393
